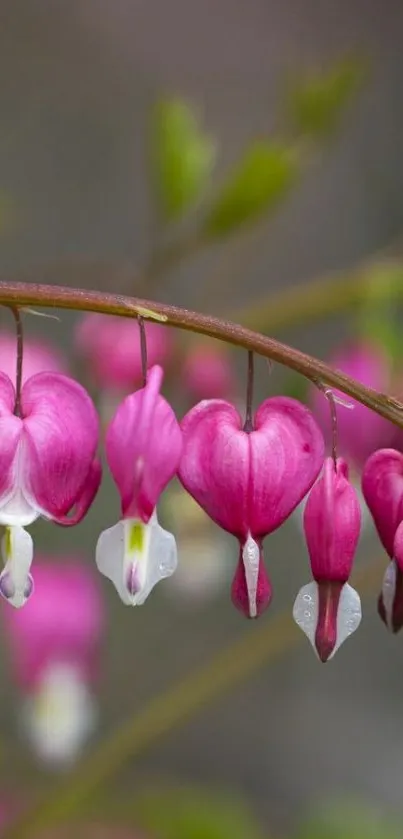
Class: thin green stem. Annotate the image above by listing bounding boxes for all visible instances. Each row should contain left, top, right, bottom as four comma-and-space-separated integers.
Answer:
0, 280, 401, 427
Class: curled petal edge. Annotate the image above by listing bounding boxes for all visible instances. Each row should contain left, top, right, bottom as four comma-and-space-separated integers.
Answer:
51, 459, 102, 527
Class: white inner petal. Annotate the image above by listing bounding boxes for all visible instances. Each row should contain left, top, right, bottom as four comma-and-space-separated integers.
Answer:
0, 440, 39, 527
21, 663, 96, 766
381, 560, 396, 631
242, 534, 260, 618
292, 581, 361, 660
96, 510, 178, 606
0, 489, 39, 527
0, 525, 34, 608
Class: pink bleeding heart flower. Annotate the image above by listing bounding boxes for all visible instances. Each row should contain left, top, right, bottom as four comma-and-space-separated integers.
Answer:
2, 558, 104, 764
182, 344, 236, 401
178, 397, 325, 618
0, 372, 101, 608
96, 365, 182, 605
310, 342, 395, 471
0, 331, 67, 384
293, 457, 362, 661
75, 314, 172, 390
362, 448, 403, 632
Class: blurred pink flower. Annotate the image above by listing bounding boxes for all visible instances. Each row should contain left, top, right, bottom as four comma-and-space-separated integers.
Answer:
2, 559, 104, 690
2, 559, 104, 765
310, 342, 396, 470
182, 344, 236, 400
75, 314, 172, 390
0, 331, 66, 384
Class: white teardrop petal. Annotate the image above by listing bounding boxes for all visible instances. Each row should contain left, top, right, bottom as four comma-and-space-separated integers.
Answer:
292, 581, 319, 655
242, 534, 260, 618
293, 581, 361, 660
333, 583, 362, 657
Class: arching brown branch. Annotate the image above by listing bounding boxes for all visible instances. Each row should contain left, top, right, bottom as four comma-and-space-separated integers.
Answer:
1, 279, 402, 427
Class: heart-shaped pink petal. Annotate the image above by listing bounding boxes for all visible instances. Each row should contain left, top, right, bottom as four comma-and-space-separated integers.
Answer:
179, 396, 325, 538
362, 448, 403, 559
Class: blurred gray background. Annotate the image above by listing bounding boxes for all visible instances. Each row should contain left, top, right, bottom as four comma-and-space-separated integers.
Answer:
0, 1, 403, 835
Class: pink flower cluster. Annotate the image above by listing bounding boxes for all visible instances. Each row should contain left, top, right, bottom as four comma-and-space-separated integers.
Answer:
2, 324, 403, 666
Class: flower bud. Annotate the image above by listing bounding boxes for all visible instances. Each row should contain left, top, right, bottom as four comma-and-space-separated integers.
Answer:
293, 457, 362, 660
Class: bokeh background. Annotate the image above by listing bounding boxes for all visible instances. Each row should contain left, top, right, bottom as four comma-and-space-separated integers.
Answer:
0, 2, 403, 837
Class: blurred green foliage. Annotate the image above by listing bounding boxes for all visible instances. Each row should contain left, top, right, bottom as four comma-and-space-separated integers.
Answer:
148, 56, 364, 247
356, 264, 403, 365
204, 142, 298, 237
295, 800, 401, 839
150, 98, 216, 220
286, 57, 366, 138
133, 785, 265, 839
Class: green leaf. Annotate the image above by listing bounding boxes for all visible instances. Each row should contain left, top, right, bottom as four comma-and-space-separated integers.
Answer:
151, 98, 216, 221
287, 57, 366, 138
134, 785, 264, 839
205, 141, 298, 237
